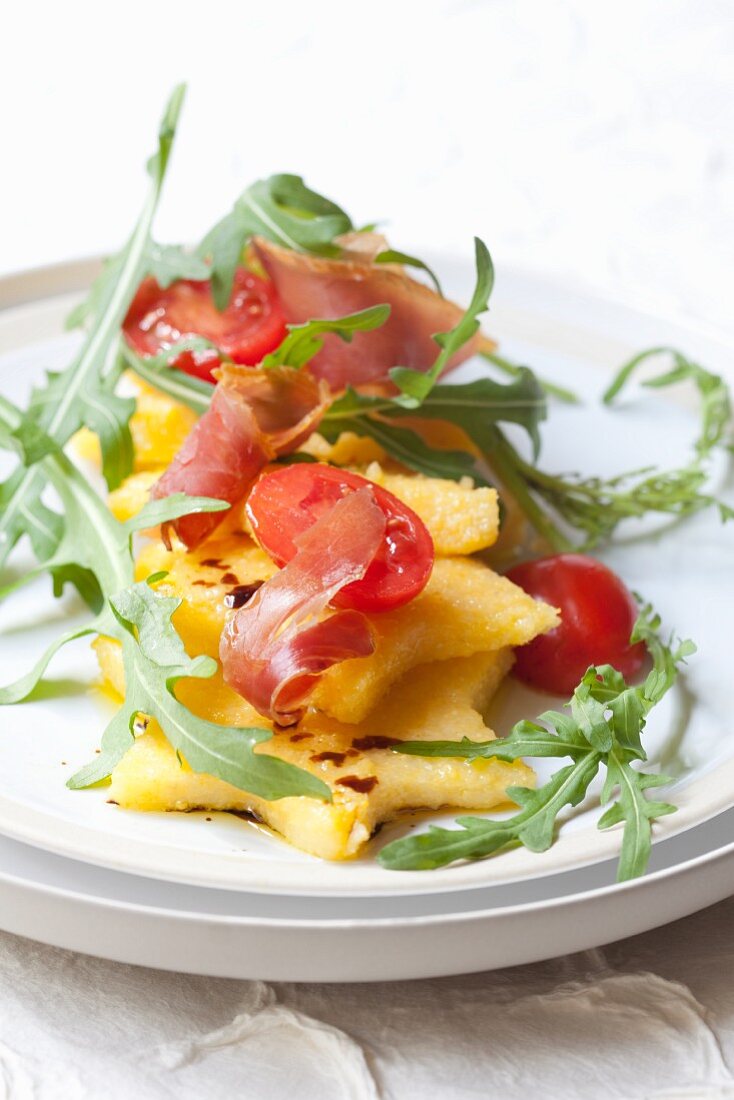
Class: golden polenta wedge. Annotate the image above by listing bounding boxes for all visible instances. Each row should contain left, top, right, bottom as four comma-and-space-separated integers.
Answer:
349, 462, 500, 555
314, 557, 558, 722
128, 383, 198, 469
133, 536, 558, 723
98, 640, 532, 860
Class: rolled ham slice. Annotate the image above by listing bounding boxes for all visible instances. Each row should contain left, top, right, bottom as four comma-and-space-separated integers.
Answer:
220, 488, 386, 725
150, 365, 329, 549
254, 237, 479, 391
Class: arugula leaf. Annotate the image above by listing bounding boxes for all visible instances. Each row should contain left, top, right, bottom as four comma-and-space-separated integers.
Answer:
379, 755, 601, 871
0, 84, 186, 580
121, 340, 215, 415
325, 370, 545, 446
68, 578, 330, 800
373, 249, 443, 295
0, 394, 328, 802
313, 244, 549, 486
0, 399, 330, 803
199, 174, 354, 309
598, 750, 675, 881
200, 174, 444, 307
388, 238, 494, 406
379, 602, 694, 881
0, 622, 103, 707
0, 422, 228, 636
66, 245, 209, 333
319, 371, 545, 492
0, 396, 101, 608
8, 345, 136, 489
475, 344, 733, 551
147, 244, 210, 289
320, 415, 492, 486
631, 602, 697, 706
261, 305, 391, 370
603, 346, 731, 460
394, 719, 590, 762
395, 372, 546, 460
347, 346, 728, 553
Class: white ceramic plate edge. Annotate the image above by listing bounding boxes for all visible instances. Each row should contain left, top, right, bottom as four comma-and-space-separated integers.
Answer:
0, 257, 732, 899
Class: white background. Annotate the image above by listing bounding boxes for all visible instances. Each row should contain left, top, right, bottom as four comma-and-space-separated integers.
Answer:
2, 2, 734, 1097
3, 0, 733, 331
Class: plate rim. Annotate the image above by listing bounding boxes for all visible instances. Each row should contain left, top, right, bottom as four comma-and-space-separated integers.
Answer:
0, 254, 732, 899
2, 810, 734, 927
0, 821, 732, 981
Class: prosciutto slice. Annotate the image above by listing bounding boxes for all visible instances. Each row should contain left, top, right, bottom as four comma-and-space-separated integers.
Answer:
150, 365, 329, 548
220, 489, 386, 725
254, 237, 480, 392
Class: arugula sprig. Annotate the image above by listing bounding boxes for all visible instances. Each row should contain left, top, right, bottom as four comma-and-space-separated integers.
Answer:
198, 173, 444, 309
199, 173, 352, 310
0, 395, 330, 802
317, 240, 547, 478
370, 248, 443, 295
603, 346, 732, 458
261, 305, 391, 370
483, 348, 733, 550
378, 603, 694, 881
0, 84, 194, 586
70, 577, 329, 799
121, 339, 216, 414
387, 238, 493, 407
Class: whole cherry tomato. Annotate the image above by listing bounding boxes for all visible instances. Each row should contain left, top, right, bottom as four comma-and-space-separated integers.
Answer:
506, 553, 646, 694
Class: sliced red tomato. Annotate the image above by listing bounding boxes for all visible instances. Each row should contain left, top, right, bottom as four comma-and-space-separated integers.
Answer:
123, 267, 288, 382
246, 465, 435, 614
505, 553, 646, 694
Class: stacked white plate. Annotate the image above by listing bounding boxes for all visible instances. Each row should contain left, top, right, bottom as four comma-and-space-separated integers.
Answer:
0, 256, 731, 981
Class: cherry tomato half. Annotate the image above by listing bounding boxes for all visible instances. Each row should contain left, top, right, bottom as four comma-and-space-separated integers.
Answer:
123, 267, 288, 382
505, 553, 646, 694
246, 465, 435, 614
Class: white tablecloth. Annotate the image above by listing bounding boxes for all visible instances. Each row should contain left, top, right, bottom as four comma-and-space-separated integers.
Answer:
2, 1, 733, 1096
1, 900, 733, 1098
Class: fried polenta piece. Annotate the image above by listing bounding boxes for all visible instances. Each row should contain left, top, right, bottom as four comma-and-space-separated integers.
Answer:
98, 641, 531, 860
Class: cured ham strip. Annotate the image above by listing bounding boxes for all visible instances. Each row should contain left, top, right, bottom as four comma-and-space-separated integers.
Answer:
151, 365, 329, 548
220, 489, 386, 724
254, 237, 479, 392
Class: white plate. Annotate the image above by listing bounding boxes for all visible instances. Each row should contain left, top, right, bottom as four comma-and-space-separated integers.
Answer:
1, 804, 733, 980
0, 257, 732, 918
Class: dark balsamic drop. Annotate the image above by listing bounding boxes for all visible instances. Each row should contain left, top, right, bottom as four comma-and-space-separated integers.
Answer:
351, 735, 400, 751
310, 751, 348, 766
337, 775, 379, 794
224, 581, 264, 609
